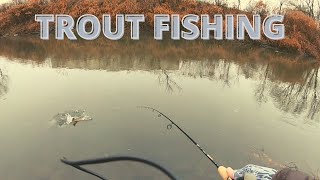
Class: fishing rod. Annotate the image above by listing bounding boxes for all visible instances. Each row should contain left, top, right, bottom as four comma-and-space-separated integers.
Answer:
61, 106, 231, 180
138, 106, 231, 180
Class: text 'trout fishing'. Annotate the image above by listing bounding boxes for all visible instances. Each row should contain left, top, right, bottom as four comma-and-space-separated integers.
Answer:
35, 14, 285, 40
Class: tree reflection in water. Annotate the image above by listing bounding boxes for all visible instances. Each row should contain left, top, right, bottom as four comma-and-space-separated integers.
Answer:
0, 67, 9, 99
0, 36, 319, 122
270, 67, 320, 121
255, 63, 270, 104
158, 70, 182, 93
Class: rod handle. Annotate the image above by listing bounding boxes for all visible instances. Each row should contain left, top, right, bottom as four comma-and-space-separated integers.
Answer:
218, 166, 232, 180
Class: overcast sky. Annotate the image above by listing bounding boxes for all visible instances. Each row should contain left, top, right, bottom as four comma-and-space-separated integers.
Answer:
0, 0, 10, 4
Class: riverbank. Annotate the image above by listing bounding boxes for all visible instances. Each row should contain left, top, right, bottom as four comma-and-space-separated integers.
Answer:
0, 32, 318, 64
0, 0, 320, 59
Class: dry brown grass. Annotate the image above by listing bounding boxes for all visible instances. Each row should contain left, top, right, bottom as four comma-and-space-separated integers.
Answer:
0, 0, 319, 59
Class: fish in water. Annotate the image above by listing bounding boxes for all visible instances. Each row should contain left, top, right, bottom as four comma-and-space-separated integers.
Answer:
51, 110, 93, 127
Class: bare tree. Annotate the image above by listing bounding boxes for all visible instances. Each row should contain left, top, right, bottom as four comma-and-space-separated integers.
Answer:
289, 0, 308, 14
316, 0, 320, 20
245, 0, 269, 16
289, 0, 318, 18
306, 0, 316, 17
213, 0, 228, 7
11, 0, 24, 5
279, 0, 289, 13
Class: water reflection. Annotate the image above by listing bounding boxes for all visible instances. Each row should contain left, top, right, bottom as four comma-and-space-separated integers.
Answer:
158, 70, 182, 93
0, 36, 320, 179
254, 63, 270, 103
270, 67, 320, 121
0, 67, 9, 99
0, 36, 319, 122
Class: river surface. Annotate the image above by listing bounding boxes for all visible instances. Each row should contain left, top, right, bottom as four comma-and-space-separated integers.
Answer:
0, 37, 319, 180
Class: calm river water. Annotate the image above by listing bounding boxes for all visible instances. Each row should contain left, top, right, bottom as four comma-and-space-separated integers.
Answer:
0, 37, 319, 180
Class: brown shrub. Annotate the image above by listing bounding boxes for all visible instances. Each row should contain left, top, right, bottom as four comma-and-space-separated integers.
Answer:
0, 0, 319, 60
269, 10, 320, 59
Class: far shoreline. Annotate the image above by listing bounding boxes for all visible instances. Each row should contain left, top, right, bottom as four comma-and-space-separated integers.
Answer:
0, 32, 318, 64
0, 0, 319, 60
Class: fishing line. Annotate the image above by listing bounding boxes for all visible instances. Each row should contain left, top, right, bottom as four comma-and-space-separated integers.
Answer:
62, 106, 230, 180
138, 106, 220, 168
61, 156, 177, 180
